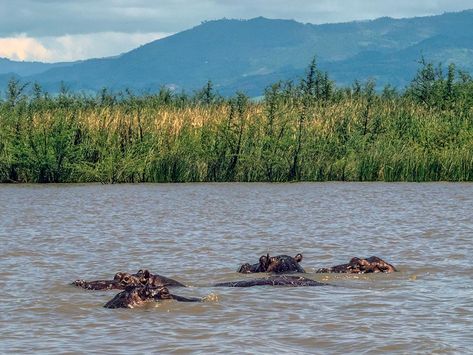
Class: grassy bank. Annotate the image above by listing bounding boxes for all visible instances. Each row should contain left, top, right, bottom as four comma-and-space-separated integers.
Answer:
1, 59, 473, 183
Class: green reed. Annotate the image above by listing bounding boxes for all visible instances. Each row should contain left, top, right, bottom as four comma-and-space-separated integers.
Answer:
1, 59, 473, 183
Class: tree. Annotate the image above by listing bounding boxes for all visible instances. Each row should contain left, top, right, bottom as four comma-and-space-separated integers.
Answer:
6, 78, 28, 108
408, 56, 437, 106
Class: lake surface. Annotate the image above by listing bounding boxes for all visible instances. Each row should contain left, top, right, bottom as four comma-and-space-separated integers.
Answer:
1, 183, 472, 353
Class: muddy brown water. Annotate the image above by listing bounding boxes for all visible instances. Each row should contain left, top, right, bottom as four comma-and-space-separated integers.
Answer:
1, 183, 472, 353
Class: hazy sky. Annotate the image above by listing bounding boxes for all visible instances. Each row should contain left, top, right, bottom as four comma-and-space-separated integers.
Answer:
1, 0, 472, 62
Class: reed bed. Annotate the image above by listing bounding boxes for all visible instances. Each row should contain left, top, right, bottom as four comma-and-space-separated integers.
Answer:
1, 60, 472, 183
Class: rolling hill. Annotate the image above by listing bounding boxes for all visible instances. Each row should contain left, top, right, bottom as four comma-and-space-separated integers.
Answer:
1, 9, 473, 96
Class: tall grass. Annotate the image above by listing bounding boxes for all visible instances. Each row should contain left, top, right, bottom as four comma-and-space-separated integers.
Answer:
1, 59, 472, 183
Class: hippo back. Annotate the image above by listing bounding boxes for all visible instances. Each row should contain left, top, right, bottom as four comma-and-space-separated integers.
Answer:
215, 275, 327, 287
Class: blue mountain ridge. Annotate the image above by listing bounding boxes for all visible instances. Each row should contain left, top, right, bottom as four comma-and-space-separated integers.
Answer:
1, 10, 473, 96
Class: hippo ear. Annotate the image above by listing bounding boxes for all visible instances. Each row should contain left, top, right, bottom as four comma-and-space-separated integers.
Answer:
294, 254, 303, 263
349, 257, 360, 264
238, 263, 251, 273
267, 257, 277, 269
143, 270, 150, 279
259, 254, 268, 265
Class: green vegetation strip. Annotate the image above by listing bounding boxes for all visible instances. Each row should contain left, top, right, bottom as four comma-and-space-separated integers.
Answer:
1, 59, 473, 183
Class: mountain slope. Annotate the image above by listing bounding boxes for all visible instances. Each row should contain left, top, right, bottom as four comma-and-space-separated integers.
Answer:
0, 57, 77, 76
2, 10, 473, 95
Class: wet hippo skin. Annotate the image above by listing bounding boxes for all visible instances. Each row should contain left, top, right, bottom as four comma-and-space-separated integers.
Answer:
71, 279, 123, 290
104, 285, 201, 309
238, 253, 305, 273
72, 269, 185, 290
214, 275, 328, 287
316, 256, 397, 274
115, 269, 186, 288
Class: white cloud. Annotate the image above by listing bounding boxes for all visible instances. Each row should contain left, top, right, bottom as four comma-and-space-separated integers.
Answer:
0, 35, 52, 61
1, 0, 472, 37
0, 32, 171, 62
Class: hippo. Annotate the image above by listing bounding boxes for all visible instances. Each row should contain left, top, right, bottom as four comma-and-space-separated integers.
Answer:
71, 279, 122, 290
238, 253, 305, 274
72, 269, 185, 290
214, 275, 328, 287
104, 285, 201, 309
316, 256, 397, 274
238, 254, 270, 273
115, 269, 186, 288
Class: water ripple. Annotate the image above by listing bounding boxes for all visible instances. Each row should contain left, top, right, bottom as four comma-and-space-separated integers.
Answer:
1, 183, 472, 353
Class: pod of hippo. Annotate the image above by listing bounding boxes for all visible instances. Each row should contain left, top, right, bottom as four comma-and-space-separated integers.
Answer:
72, 254, 396, 309
72, 269, 186, 291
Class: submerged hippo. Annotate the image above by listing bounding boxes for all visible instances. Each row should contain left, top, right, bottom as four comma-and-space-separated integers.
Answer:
72, 269, 185, 290
104, 285, 201, 309
215, 275, 327, 287
238, 253, 305, 274
316, 256, 397, 274
71, 279, 122, 291
115, 269, 186, 288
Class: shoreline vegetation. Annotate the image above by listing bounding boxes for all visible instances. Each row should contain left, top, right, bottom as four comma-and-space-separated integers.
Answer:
1, 58, 472, 183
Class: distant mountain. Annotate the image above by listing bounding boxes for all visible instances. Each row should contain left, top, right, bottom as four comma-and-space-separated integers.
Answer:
1, 10, 473, 96
0, 57, 76, 77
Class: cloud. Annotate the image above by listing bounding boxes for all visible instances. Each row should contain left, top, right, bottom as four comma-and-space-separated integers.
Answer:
0, 35, 51, 61
0, 32, 170, 62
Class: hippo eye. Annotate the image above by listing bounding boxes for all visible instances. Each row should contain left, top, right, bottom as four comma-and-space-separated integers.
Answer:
159, 287, 170, 296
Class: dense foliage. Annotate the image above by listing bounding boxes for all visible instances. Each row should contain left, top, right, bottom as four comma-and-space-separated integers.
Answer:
1, 59, 472, 183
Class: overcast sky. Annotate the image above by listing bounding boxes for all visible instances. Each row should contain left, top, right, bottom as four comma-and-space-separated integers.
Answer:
1, 0, 472, 62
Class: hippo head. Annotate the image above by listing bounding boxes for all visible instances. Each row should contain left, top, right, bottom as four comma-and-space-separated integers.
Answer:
136, 269, 153, 284
266, 253, 305, 273
258, 254, 270, 271
238, 254, 270, 273
153, 286, 174, 300
316, 255, 397, 274
347, 257, 393, 273
238, 253, 305, 273
365, 256, 397, 273
113, 270, 146, 287
104, 284, 159, 309
125, 285, 178, 302
72, 279, 86, 287
238, 263, 253, 273
347, 257, 363, 272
